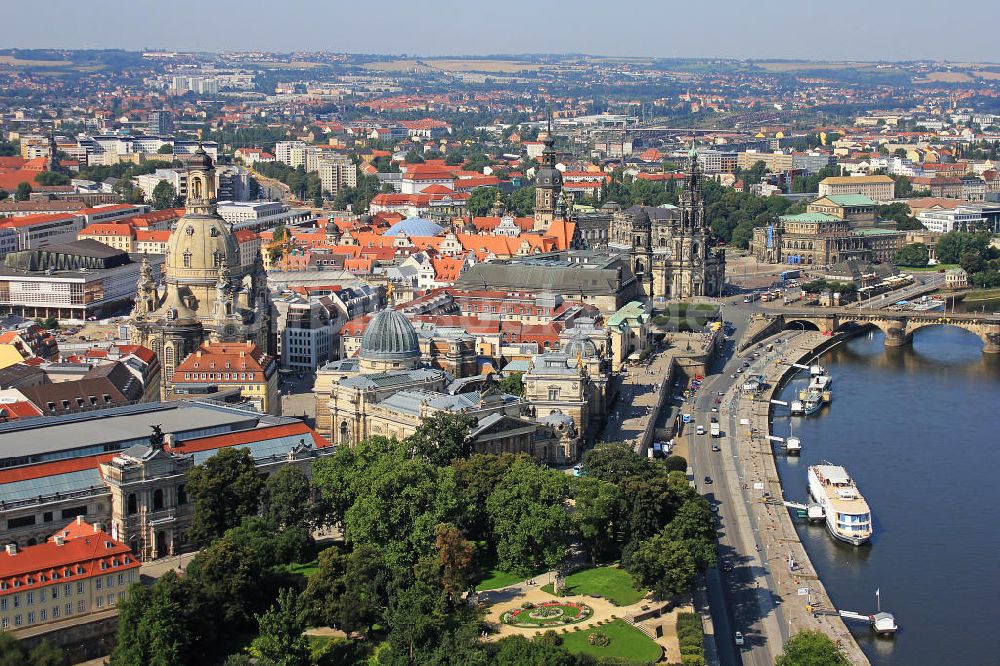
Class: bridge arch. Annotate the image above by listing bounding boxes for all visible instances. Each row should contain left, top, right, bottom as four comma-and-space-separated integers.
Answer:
905, 321, 990, 351
782, 319, 821, 332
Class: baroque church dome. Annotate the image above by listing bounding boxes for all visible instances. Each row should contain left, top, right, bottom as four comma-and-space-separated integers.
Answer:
359, 308, 420, 363
165, 213, 239, 283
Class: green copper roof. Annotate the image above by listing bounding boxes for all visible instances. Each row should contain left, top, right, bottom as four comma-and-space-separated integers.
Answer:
852, 227, 899, 236
779, 212, 841, 223
823, 194, 878, 207
608, 301, 648, 327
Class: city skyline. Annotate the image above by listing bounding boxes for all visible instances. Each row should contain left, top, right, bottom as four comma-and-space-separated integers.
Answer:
5, 0, 1000, 62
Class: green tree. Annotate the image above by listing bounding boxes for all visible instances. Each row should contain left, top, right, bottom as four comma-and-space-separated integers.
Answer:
158, 144, 174, 154
664, 454, 688, 472
406, 412, 477, 466
186, 447, 265, 546
490, 635, 576, 665
508, 186, 535, 216
0, 190, 8, 201
626, 530, 698, 599
110, 572, 193, 666
572, 476, 624, 562
936, 230, 991, 264
960, 251, 986, 275
662, 498, 718, 570
305, 546, 396, 637
152, 180, 177, 210
262, 465, 314, 530
0, 632, 66, 666
404, 150, 425, 164
486, 458, 571, 574
498, 371, 524, 397
775, 630, 850, 666
620, 473, 687, 548
341, 444, 463, 570
582, 442, 657, 485
14, 182, 32, 201
185, 528, 276, 628
894, 243, 929, 267
467, 186, 499, 217
971, 270, 1000, 288
35, 171, 70, 186
452, 452, 531, 543
249, 588, 311, 666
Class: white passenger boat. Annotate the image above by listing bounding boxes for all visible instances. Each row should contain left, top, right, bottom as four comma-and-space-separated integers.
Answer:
808, 464, 873, 545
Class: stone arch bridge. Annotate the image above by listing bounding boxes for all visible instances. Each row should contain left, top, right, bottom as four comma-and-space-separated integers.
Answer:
778, 308, 1000, 354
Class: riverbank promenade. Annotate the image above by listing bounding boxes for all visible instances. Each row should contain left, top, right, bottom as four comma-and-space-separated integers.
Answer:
739, 331, 869, 665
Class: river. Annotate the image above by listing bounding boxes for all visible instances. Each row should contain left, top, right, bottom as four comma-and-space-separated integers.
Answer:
772, 326, 1000, 666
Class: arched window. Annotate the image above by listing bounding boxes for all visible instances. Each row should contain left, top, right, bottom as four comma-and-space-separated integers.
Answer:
152, 489, 164, 511
126, 493, 137, 516
339, 421, 349, 444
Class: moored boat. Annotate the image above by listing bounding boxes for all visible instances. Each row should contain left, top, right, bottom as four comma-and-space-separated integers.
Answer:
808, 464, 872, 545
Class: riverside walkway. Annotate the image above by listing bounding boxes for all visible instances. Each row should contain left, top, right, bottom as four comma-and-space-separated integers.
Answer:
734, 331, 870, 665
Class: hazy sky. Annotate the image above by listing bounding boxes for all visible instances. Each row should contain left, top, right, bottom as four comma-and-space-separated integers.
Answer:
8, 1, 1000, 62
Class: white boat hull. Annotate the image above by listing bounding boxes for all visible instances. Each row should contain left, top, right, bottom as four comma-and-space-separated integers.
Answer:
808, 466, 872, 546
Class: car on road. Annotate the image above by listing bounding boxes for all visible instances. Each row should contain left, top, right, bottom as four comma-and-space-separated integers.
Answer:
722, 560, 734, 572
572, 465, 583, 477
730, 373, 737, 379
696, 425, 705, 435
704, 476, 713, 484
736, 367, 744, 374
711, 407, 718, 412
734, 631, 744, 646
711, 444, 721, 452
710, 505, 719, 513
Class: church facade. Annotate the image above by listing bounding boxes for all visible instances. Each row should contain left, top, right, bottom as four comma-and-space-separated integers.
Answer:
608, 153, 726, 300
129, 146, 271, 399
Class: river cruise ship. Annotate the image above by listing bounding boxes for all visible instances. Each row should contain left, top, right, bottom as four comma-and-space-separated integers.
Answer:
808, 464, 873, 545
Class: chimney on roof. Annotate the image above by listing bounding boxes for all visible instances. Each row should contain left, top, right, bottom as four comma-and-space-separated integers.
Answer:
76, 515, 84, 525
93, 522, 103, 533
5, 543, 16, 556
54, 536, 65, 546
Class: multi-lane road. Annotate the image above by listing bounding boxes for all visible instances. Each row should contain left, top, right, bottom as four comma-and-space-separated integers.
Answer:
672, 303, 798, 665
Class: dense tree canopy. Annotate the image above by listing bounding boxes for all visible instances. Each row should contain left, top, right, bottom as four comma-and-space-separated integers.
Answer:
186, 447, 266, 546
894, 242, 930, 267
486, 458, 572, 574
775, 630, 851, 666
151, 179, 177, 209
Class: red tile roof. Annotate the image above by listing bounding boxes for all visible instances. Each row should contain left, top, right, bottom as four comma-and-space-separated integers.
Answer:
0, 519, 139, 587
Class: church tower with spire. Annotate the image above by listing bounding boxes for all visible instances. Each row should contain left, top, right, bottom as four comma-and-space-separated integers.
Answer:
129, 143, 271, 399
533, 113, 563, 230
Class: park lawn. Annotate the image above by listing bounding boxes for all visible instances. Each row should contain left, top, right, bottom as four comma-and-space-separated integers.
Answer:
475, 566, 547, 591
963, 287, 1000, 302
282, 559, 319, 577
542, 566, 647, 606
561, 619, 662, 664
906, 264, 955, 272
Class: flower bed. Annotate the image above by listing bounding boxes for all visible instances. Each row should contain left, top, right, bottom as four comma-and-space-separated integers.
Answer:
500, 601, 593, 627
